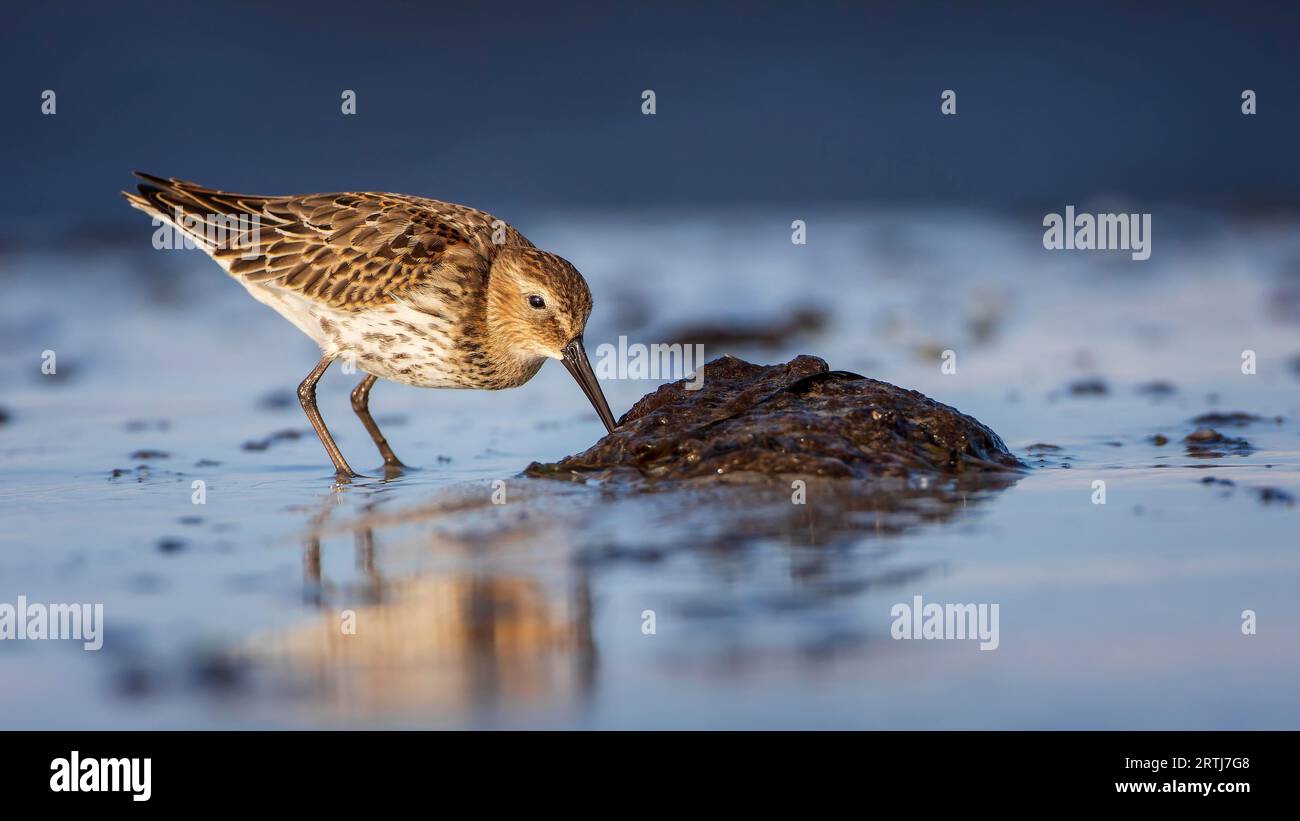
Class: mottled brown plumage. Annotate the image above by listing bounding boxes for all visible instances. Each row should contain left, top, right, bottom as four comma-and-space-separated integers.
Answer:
125, 172, 532, 311
123, 172, 616, 480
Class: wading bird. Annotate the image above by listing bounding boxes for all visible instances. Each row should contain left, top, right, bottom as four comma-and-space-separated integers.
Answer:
124, 173, 617, 480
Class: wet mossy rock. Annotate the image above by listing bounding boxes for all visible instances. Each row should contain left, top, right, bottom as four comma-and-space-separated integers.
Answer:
528, 355, 1025, 481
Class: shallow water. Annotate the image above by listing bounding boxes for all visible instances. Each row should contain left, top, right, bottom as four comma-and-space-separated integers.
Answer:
1, 208, 1298, 728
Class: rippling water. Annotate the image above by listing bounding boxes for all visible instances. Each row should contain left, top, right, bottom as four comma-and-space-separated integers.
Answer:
1, 208, 1298, 728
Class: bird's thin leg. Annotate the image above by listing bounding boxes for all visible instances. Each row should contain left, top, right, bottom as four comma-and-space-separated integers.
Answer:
297, 354, 358, 479
350, 374, 405, 467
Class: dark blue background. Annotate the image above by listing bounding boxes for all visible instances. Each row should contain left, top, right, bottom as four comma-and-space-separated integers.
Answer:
4, 0, 1298, 229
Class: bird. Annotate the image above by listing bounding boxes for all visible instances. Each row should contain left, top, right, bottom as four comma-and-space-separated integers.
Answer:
122, 172, 617, 480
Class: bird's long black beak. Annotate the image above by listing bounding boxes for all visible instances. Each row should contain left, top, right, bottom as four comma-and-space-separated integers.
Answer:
562, 337, 617, 434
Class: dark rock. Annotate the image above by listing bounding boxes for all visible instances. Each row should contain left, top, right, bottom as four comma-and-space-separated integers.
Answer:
157, 538, 186, 553
1184, 427, 1253, 458
35, 362, 80, 385
257, 389, 296, 411
1068, 378, 1109, 397
1257, 487, 1295, 505
528, 355, 1024, 482
130, 449, 170, 460
191, 649, 249, 693
660, 307, 827, 351
1191, 412, 1261, 427
243, 429, 305, 451
1136, 381, 1177, 397
1151, 434, 1169, 446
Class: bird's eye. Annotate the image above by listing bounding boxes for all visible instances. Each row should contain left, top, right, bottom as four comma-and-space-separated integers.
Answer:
528, 295, 546, 309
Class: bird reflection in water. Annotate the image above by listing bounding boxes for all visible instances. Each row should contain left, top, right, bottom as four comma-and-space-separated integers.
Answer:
248, 495, 597, 720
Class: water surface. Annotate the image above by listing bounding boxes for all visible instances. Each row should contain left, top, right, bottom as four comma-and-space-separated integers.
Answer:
1, 208, 1297, 728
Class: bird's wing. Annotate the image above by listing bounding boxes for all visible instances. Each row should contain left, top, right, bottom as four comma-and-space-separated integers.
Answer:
122, 172, 533, 311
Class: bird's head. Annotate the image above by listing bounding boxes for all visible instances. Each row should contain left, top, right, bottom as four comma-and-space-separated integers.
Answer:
487, 246, 617, 433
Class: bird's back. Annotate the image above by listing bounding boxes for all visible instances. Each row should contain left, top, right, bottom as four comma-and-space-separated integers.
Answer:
122, 172, 532, 310
122, 173, 540, 389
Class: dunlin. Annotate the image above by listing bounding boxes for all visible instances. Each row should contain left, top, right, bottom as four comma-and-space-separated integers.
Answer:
123, 173, 617, 479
